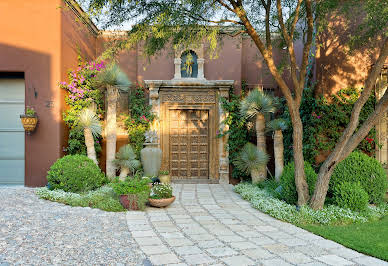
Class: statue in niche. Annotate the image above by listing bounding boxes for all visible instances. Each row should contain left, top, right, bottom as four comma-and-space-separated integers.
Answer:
181, 50, 198, 78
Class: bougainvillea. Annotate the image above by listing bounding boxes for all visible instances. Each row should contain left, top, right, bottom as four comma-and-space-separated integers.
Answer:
60, 58, 106, 155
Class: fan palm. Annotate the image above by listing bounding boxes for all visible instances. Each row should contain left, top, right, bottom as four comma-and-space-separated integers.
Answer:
78, 109, 102, 165
267, 118, 288, 181
113, 144, 141, 180
240, 89, 277, 179
93, 63, 131, 178
234, 142, 269, 184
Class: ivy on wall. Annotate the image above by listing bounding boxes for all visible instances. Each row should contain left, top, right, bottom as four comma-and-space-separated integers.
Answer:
60, 57, 105, 155
281, 87, 377, 167
125, 85, 156, 156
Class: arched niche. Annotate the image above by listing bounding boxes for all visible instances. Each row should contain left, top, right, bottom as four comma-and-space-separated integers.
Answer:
174, 45, 205, 80
181, 50, 198, 78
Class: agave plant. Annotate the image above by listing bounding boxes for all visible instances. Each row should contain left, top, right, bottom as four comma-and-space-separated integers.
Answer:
267, 118, 288, 181
234, 142, 269, 184
93, 63, 131, 178
240, 89, 277, 179
77, 109, 102, 165
113, 144, 141, 180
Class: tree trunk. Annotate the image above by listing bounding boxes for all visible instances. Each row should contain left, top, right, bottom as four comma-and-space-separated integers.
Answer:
119, 167, 129, 181
256, 114, 267, 179
84, 127, 98, 165
274, 130, 284, 182
291, 110, 309, 205
106, 85, 118, 179
251, 168, 265, 184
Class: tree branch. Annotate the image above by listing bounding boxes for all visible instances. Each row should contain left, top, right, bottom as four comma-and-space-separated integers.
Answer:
215, 0, 235, 12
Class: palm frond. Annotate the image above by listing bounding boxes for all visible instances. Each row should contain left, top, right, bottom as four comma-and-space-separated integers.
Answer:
78, 109, 102, 137
240, 89, 277, 120
267, 118, 288, 132
113, 144, 141, 171
93, 63, 131, 89
233, 143, 269, 175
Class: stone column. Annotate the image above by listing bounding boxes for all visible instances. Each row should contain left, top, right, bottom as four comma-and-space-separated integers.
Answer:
376, 72, 388, 165
174, 58, 182, 79
148, 83, 161, 144
197, 58, 205, 79
218, 87, 230, 184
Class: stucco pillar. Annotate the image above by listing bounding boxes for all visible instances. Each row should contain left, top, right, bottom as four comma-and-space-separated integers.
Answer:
174, 58, 182, 79
218, 87, 230, 184
197, 58, 205, 79
148, 83, 161, 143
376, 72, 388, 165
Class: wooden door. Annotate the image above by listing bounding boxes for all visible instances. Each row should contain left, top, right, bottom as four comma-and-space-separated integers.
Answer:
169, 109, 209, 179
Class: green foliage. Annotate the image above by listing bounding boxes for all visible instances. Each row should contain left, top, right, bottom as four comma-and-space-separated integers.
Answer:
266, 118, 288, 132
78, 109, 102, 137
47, 155, 107, 193
233, 142, 269, 175
65, 128, 102, 156
257, 179, 282, 199
240, 89, 277, 120
93, 62, 131, 88
125, 85, 156, 156
281, 88, 377, 166
219, 86, 250, 180
36, 186, 125, 212
113, 144, 141, 174
280, 161, 318, 205
330, 152, 388, 204
159, 170, 169, 175
60, 59, 105, 155
333, 182, 369, 211
150, 183, 173, 199
25, 107, 36, 116
109, 178, 151, 210
235, 183, 388, 225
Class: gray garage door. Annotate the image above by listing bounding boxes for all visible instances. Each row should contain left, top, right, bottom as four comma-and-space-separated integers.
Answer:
0, 77, 25, 185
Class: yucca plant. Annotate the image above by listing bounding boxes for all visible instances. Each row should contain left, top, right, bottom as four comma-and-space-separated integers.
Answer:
93, 63, 131, 178
77, 109, 102, 165
240, 89, 277, 179
234, 142, 269, 184
113, 144, 141, 180
267, 118, 288, 181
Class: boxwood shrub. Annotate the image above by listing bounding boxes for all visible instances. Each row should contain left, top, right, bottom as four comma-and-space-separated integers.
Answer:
280, 161, 317, 205
47, 155, 107, 193
330, 152, 388, 204
333, 182, 369, 211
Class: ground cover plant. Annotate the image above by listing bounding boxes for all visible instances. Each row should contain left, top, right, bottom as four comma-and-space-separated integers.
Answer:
36, 186, 125, 212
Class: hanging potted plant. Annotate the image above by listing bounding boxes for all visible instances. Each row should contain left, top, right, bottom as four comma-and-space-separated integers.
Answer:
20, 107, 38, 134
110, 178, 151, 210
149, 183, 175, 208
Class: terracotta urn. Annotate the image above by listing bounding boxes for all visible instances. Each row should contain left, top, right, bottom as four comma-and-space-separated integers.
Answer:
20, 115, 38, 134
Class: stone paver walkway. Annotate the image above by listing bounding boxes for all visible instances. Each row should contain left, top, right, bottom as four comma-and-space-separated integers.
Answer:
1, 184, 387, 265
132, 184, 388, 266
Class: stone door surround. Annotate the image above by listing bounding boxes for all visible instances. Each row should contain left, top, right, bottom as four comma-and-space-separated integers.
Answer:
144, 80, 233, 184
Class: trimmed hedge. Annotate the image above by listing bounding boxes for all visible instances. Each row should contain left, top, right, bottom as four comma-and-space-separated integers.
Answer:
47, 155, 107, 193
279, 161, 318, 205
333, 182, 369, 211
330, 152, 388, 204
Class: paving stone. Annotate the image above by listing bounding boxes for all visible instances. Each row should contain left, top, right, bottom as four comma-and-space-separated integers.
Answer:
238, 230, 261, 238
261, 231, 293, 239
254, 226, 278, 232
140, 245, 170, 255
217, 234, 245, 242
149, 254, 180, 265
314, 239, 345, 249
279, 252, 313, 264
262, 244, 290, 254
197, 240, 225, 248
131, 231, 156, 238
352, 256, 388, 266
221, 255, 255, 266
229, 241, 258, 250
277, 237, 308, 247
189, 234, 216, 241
160, 232, 185, 239
261, 258, 293, 266
155, 226, 179, 233
207, 247, 239, 257
164, 238, 194, 247
249, 236, 276, 245
134, 237, 164, 246
183, 254, 215, 265
328, 247, 364, 259
242, 248, 275, 260
292, 244, 328, 257
315, 255, 355, 266
173, 246, 202, 255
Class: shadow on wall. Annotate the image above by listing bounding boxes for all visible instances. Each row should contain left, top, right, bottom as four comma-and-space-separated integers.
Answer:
0, 43, 56, 187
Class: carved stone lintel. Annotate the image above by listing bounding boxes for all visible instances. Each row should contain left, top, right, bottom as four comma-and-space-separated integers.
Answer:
162, 93, 216, 103
219, 88, 230, 99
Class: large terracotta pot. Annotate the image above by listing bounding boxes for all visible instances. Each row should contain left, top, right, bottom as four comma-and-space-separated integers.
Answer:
20, 115, 38, 134
119, 194, 139, 210
148, 196, 176, 208
141, 143, 162, 177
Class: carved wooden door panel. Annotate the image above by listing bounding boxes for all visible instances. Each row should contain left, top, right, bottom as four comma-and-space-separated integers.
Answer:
169, 109, 209, 179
